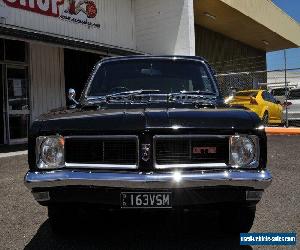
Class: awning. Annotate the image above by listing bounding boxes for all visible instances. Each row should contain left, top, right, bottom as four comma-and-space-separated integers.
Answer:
194, 0, 300, 52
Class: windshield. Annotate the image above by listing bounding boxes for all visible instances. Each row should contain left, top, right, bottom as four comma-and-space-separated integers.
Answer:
86, 59, 217, 97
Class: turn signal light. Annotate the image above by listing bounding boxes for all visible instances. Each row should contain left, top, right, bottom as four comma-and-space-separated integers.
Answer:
250, 97, 258, 105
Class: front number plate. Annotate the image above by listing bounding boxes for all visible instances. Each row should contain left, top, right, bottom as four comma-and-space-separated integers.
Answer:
121, 192, 172, 208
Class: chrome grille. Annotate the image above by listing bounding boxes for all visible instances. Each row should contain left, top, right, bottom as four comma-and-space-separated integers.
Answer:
64, 136, 138, 169
154, 135, 229, 168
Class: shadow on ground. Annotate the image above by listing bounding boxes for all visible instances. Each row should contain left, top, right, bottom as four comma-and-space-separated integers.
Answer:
0, 143, 27, 153
25, 211, 252, 250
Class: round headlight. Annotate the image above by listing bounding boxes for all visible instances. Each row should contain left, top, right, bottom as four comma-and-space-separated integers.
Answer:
39, 136, 64, 168
230, 136, 256, 168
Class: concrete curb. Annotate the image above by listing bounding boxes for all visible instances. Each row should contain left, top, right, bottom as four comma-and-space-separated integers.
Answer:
265, 127, 300, 135
0, 150, 28, 159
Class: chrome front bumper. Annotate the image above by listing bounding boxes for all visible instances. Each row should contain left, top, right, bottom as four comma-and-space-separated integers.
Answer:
24, 169, 272, 190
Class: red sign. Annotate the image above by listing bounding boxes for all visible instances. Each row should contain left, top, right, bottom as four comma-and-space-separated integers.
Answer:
3, 0, 65, 17
3, 0, 98, 19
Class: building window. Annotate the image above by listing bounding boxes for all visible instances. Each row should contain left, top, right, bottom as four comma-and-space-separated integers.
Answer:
0, 39, 4, 61
0, 38, 29, 144
5, 40, 26, 62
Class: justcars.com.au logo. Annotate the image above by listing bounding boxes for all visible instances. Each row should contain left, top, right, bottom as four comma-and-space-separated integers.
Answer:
3, 0, 100, 28
240, 233, 296, 246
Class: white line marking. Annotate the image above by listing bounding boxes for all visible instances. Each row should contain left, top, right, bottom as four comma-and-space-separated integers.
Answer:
0, 150, 28, 158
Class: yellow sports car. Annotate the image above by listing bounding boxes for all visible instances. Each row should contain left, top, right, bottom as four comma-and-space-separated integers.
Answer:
227, 90, 283, 125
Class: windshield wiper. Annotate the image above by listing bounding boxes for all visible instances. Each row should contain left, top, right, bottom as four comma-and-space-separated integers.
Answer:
105, 89, 161, 102
169, 90, 216, 102
86, 90, 160, 103
108, 89, 160, 96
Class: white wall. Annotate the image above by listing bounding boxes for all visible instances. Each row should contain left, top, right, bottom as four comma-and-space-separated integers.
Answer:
267, 71, 300, 88
135, 0, 195, 55
30, 42, 65, 120
0, 0, 136, 51
0, 0, 196, 55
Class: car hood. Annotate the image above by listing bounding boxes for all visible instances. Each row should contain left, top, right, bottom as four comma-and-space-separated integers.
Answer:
34, 107, 260, 134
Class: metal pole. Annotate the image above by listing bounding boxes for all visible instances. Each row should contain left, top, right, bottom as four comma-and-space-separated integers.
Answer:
284, 50, 289, 127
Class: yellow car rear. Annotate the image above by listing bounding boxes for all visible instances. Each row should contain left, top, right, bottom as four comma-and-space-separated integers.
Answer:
228, 90, 283, 125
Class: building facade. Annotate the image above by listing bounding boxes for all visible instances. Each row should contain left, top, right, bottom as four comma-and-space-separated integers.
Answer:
0, 0, 299, 144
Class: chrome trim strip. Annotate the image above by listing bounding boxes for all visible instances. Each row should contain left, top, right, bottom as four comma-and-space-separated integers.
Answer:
64, 163, 138, 169
24, 169, 272, 190
155, 163, 228, 170
64, 135, 138, 139
153, 135, 229, 139
153, 135, 229, 169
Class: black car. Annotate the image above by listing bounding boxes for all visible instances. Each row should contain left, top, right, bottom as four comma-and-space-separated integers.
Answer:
24, 56, 272, 233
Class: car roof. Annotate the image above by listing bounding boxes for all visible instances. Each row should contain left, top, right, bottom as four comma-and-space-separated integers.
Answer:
290, 88, 300, 91
99, 55, 208, 63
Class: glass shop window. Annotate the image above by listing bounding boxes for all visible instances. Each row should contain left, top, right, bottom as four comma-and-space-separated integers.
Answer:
5, 40, 26, 62
0, 39, 4, 61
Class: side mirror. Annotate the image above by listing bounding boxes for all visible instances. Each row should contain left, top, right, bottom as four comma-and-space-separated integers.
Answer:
67, 88, 79, 108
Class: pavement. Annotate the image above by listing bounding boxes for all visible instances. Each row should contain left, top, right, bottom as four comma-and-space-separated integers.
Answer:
0, 136, 299, 250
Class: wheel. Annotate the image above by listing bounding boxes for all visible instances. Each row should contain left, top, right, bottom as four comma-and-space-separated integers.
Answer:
218, 205, 256, 233
48, 205, 78, 234
262, 112, 269, 126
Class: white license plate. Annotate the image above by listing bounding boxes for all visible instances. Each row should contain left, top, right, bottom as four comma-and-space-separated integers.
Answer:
121, 192, 172, 208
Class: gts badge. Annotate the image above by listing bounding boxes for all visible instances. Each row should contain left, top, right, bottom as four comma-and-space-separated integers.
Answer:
193, 147, 217, 154
141, 144, 151, 162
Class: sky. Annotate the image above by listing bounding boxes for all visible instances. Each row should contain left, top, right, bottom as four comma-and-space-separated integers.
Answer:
266, 0, 300, 70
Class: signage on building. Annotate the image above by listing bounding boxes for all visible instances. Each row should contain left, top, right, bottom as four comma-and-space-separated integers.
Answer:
2, 0, 100, 28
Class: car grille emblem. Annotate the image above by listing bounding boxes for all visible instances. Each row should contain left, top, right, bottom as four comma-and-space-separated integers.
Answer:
141, 144, 151, 162
192, 147, 217, 154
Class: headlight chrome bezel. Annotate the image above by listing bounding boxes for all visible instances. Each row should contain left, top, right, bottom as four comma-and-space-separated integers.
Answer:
36, 135, 65, 169
229, 135, 260, 169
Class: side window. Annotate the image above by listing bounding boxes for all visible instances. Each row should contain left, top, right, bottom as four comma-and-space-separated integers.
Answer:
199, 66, 214, 92
269, 93, 276, 103
262, 91, 269, 101
263, 91, 276, 103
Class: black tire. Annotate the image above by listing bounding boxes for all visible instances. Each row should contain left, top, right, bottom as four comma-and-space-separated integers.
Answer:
48, 205, 78, 234
262, 112, 269, 126
219, 205, 256, 233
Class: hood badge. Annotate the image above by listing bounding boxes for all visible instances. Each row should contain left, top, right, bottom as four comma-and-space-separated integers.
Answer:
141, 144, 151, 162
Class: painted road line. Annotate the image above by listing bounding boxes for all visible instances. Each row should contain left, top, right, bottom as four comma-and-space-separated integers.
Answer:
0, 150, 28, 158
266, 127, 300, 135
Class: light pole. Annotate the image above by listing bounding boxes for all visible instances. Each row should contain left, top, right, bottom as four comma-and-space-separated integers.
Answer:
284, 50, 289, 127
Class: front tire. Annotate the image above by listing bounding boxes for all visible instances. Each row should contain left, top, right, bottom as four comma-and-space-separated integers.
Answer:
219, 205, 256, 233
48, 205, 78, 234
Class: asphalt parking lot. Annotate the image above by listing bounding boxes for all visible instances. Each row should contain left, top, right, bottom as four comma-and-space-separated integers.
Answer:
0, 135, 299, 250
